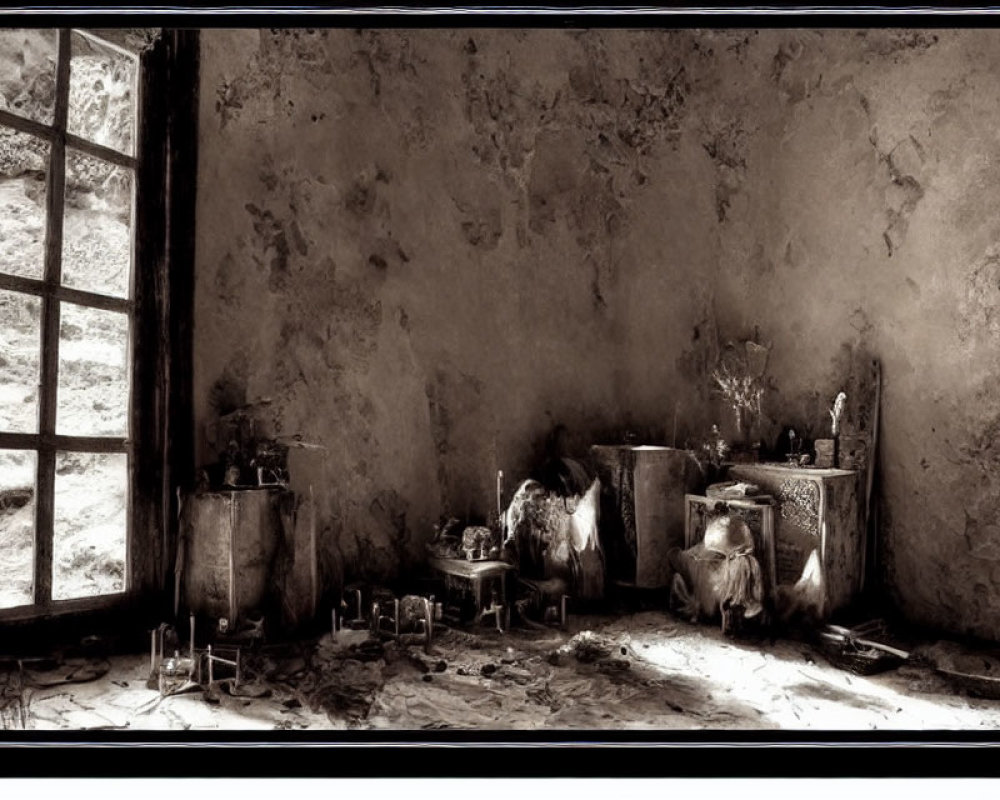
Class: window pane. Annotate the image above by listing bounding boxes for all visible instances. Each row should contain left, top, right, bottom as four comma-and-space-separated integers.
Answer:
0, 29, 57, 125
0, 290, 41, 433
68, 31, 136, 156
63, 150, 132, 298
0, 126, 49, 280
56, 302, 129, 437
0, 449, 36, 609
53, 451, 126, 601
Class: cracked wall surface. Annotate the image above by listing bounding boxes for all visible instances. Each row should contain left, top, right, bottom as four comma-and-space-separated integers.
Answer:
194, 29, 722, 590
195, 28, 1000, 639
704, 28, 1000, 639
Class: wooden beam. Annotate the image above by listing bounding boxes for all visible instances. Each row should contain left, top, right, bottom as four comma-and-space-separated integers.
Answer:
161, 29, 200, 611
132, 34, 169, 600
0, 591, 128, 623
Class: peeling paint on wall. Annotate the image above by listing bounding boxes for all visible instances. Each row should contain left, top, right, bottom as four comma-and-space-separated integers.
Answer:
195, 29, 720, 599
709, 28, 1000, 639
195, 27, 1000, 640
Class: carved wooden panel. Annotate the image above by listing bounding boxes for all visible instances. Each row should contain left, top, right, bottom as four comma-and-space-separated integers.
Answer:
727, 463, 862, 617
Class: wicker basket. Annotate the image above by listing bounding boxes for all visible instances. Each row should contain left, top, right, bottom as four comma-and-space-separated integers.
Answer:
819, 638, 904, 676
817, 621, 908, 676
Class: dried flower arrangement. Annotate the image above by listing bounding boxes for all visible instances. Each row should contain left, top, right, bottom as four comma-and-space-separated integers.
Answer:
685, 423, 730, 484
711, 339, 770, 447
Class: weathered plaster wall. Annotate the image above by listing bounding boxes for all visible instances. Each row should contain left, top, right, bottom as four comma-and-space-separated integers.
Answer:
195, 27, 1000, 640
193, 29, 724, 588
703, 29, 1000, 639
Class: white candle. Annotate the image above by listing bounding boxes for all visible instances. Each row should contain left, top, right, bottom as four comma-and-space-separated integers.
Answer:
496, 470, 503, 524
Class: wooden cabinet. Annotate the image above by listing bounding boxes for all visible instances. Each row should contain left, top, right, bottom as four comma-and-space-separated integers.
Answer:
726, 463, 863, 617
182, 488, 286, 624
591, 445, 703, 589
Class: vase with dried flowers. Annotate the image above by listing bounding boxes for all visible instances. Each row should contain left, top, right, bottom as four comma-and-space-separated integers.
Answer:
711, 339, 769, 459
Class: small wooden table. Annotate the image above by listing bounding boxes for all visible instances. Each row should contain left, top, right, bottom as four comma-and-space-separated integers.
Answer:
428, 557, 515, 632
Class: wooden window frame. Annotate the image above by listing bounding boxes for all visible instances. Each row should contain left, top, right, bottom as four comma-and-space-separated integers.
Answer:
0, 28, 198, 627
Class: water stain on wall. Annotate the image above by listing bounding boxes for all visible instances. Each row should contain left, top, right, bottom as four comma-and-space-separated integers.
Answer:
960, 247, 1000, 343
195, 28, 1000, 641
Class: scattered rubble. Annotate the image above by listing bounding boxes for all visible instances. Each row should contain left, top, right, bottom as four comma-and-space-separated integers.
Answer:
8, 613, 1000, 730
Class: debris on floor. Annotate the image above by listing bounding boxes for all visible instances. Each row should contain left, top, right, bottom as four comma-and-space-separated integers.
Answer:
816, 620, 910, 675
0, 662, 28, 730
8, 611, 1000, 730
547, 630, 635, 675
911, 639, 1000, 700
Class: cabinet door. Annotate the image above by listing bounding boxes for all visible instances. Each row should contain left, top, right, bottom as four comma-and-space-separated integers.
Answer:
820, 476, 865, 611
633, 449, 701, 588
231, 489, 280, 621
184, 494, 234, 620
772, 476, 825, 588
591, 446, 637, 585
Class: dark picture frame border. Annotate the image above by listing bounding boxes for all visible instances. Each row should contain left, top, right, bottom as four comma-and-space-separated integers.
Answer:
1, 3, 1000, 779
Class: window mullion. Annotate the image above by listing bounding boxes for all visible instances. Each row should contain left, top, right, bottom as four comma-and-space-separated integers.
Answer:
0, 108, 57, 144
64, 132, 136, 171
34, 29, 72, 607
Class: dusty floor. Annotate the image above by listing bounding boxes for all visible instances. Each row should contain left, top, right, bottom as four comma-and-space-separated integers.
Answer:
4, 611, 1000, 732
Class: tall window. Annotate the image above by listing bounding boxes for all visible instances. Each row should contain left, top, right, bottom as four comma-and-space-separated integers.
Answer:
0, 29, 138, 611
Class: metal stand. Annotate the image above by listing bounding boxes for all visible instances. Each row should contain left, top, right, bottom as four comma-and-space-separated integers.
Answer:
152, 613, 198, 696
205, 643, 242, 688
343, 588, 367, 628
